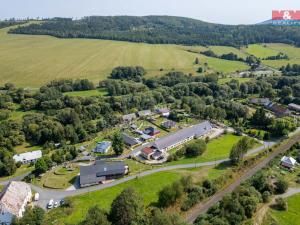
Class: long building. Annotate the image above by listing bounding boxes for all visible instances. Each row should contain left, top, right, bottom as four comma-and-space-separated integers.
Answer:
152, 121, 213, 152
79, 161, 129, 188
13, 150, 42, 164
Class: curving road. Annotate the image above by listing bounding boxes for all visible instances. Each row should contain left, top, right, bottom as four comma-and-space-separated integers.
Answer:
0, 141, 275, 209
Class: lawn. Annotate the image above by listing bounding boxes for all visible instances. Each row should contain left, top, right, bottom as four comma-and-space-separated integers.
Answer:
63, 89, 108, 97
167, 134, 243, 165
32, 165, 79, 189
0, 24, 249, 88
46, 171, 182, 224
268, 193, 300, 225
242, 44, 280, 59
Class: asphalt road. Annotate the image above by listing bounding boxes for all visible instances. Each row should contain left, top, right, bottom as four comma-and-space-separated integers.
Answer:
186, 132, 300, 224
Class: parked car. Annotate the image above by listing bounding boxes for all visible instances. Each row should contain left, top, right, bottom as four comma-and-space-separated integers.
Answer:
54, 201, 59, 208
47, 199, 54, 209
34, 193, 39, 201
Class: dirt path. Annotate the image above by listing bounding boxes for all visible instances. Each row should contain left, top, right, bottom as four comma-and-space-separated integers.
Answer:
186, 132, 300, 224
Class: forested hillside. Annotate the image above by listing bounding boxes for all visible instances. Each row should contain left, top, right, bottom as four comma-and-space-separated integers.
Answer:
0, 20, 25, 29
9, 16, 300, 46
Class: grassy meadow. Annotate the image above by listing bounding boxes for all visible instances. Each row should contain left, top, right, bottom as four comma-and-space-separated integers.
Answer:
0, 24, 251, 88
266, 193, 300, 225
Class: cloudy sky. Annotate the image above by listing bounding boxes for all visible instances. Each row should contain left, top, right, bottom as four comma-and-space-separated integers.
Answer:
1, 0, 300, 24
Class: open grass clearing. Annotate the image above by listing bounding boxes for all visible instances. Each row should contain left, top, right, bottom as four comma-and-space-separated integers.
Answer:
267, 193, 300, 225
63, 88, 108, 97
218, 77, 252, 85
166, 134, 244, 165
0, 24, 250, 87
32, 165, 79, 189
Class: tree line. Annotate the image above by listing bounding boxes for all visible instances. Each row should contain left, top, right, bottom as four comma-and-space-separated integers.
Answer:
9, 16, 300, 47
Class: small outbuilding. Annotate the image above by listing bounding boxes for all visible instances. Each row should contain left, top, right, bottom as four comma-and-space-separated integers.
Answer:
94, 141, 112, 154
281, 156, 297, 169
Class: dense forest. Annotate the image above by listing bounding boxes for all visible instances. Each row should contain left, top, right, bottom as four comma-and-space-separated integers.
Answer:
9, 16, 300, 47
0, 20, 26, 29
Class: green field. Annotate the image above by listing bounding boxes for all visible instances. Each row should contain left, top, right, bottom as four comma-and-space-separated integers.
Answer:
167, 134, 243, 165
209, 46, 248, 59
0, 24, 250, 87
47, 171, 182, 224
63, 89, 108, 97
218, 77, 252, 85
267, 193, 300, 225
45, 164, 230, 225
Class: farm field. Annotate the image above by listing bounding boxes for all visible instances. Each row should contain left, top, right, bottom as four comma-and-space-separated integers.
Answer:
266, 193, 300, 225
63, 88, 108, 97
0, 24, 249, 88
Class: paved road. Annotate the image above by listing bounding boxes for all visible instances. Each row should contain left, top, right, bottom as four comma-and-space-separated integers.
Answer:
0, 141, 274, 209
186, 132, 300, 224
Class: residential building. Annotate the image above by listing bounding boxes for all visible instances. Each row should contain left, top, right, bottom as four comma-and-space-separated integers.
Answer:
13, 150, 42, 164
137, 110, 152, 118
0, 181, 32, 224
94, 141, 112, 154
161, 120, 177, 129
140, 147, 155, 160
156, 108, 170, 117
266, 103, 290, 117
288, 103, 300, 112
140, 134, 153, 142
152, 121, 212, 152
144, 127, 160, 136
79, 161, 129, 187
122, 113, 137, 123
122, 133, 140, 147
281, 156, 297, 169
249, 98, 271, 106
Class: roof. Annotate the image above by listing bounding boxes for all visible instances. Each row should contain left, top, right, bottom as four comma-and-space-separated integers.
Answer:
281, 156, 297, 165
140, 134, 152, 140
156, 108, 170, 114
162, 120, 176, 128
153, 121, 212, 151
250, 98, 270, 105
137, 110, 152, 117
152, 151, 163, 159
122, 133, 140, 146
289, 103, 300, 110
267, 103, 290, 116
122, 113, 136, 121
96, 141, 111, 150
13, 150, 42, 163
141, 147, 154, 156
0, 181, 31, 217
80, 161, 126, 186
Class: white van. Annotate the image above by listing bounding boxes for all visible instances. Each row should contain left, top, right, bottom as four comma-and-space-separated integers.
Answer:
47, 199, 54, 209
34, 193, 40, 201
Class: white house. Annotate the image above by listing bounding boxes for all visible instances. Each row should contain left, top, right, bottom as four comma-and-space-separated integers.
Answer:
0, 181, 32, 224
13, 150, 42, 164
281, 156, 297, 169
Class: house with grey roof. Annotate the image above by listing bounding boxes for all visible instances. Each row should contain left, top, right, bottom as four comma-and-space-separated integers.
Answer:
288, 103, 300, 112
122, 113, 137, 123
161, 120, 177, 129
80, 161, 129, 187
122, 133, 140, 147
152, 121, 212, 152
137, 110, 152, 118
249, 98, 271, 106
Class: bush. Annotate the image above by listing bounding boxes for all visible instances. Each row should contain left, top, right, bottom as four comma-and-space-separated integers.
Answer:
275, 178, 288, 194
275, 197, 287, 211
158, 181, 183, 208
262, 191, 271, 203
185, 140, 207, 157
